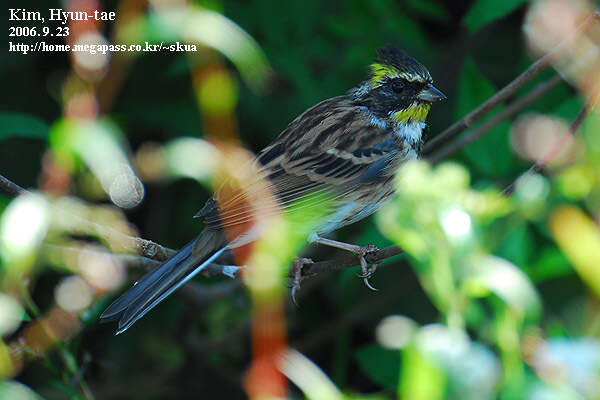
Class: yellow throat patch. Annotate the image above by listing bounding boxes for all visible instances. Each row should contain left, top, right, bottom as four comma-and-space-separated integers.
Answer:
391, 103, 431, 124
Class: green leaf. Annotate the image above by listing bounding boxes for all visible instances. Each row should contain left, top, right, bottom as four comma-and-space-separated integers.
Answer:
0, 113, 48, 141
464, 255, 541, 320
0, 381, 43, 400
553, 96, 585, 120
528, 247, 572, 282
496, 223, 533, 267
399, 345, 446, 400
456, 59, 514, 177
355, 344, 401, 391
463, 0, 529, 32
406, 0, 450, 21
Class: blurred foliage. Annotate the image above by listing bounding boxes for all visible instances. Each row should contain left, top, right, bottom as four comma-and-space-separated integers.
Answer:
1, 0, 600, 399
463, 0, 530, 32
0, 113, 49, 141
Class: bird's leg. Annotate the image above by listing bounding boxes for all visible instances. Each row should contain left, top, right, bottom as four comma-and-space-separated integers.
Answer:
310, 234, 379, 291
290, 257, 314, 306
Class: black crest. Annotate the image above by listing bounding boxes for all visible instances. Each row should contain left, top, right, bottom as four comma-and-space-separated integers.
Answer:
375, 45, 432, 83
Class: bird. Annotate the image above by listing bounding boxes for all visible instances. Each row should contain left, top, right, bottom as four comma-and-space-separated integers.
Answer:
100, 45, 446, 334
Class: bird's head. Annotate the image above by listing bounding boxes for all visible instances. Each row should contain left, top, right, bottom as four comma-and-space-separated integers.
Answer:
353, 45, 446, 126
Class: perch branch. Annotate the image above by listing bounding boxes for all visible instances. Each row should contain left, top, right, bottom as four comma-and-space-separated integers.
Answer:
300, 245, 403, 277
0, 173, 404, 284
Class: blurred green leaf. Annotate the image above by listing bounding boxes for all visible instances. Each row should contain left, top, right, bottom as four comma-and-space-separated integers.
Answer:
279, 349, 344, 400
550, 206, 600, 298
496, 223, 533, 267
129, 7, 272, 91
463, 0, 529, 32
344, 395, 389, 400
553, 96, 585, 120
406, 0, 450, 21
528, 247, 572, 282
0, 381, 43, 400
399, 344, 446, 400
0, 113, 48, 141
464, 255, 541, 320
49, 380, 84, 399
355, 344, 401, 391
582, 109, 600, 157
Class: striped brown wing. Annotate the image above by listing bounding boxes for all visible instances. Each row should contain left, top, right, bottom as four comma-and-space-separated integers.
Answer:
202, 97, 400, 230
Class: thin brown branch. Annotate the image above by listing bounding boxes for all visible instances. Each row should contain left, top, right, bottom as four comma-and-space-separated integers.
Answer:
428, 75, 563, 163
300, 244, 403, 278
59, 214, 177, 262
503, 94, 597, 195
0, 173, 176, 262
43, 243, 236, 278
0, 173, 28, 196
423, 11, 598, 156
44, 244, 241, 306
45, 242, 403, 288
1, 171, 404, 285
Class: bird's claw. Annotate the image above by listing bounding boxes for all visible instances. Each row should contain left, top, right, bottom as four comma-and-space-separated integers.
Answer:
356, 264, 378, 279
356, 245, 379, 291
362, 277, 379, 291
291, 257, 314, 306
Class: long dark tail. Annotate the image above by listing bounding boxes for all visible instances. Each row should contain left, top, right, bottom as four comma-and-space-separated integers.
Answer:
100, 228, 227, 334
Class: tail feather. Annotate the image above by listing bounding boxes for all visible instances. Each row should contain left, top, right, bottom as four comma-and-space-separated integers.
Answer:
100, 229, 226, 334
99, 240, 196, 322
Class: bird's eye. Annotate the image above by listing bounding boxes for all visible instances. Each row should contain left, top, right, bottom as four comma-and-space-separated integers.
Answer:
391, 81, 404, 93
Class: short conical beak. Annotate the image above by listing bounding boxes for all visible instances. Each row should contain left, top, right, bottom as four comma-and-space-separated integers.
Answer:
417, 84, 446, 102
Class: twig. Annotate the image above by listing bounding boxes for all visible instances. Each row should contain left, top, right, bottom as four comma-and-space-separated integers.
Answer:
0, 173, 176, 262
300, 245, 403, 278
428, 75, 563, 163
44, 244, 242, 307
0, 173, 28, 196
43, 243, 238, 278
44, 241, 402, 287
423, 11, 598, 155
503, 95, 596, 195
57, 213, 177, 262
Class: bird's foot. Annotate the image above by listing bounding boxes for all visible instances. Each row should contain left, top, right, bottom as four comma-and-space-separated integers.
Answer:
312, 235, 380, 291
354, 245, 379, 291
290, 257, 314, 306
